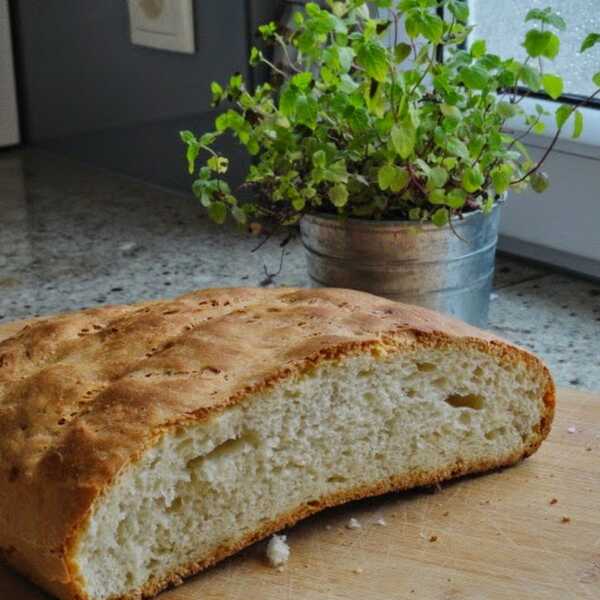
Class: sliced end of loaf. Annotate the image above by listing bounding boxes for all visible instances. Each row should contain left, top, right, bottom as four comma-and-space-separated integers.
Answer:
71, 339, 553, 600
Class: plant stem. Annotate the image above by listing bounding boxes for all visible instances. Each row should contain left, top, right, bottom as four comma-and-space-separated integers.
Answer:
511, 56, 531, 103
407, 163, 428, 197
511, 88, 600, 184
261, 57, 288, 79
506, 115, 541, 150
275, 34, 301, 73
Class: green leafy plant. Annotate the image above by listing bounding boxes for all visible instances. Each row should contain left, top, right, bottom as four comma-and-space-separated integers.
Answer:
181, 1, 600, 230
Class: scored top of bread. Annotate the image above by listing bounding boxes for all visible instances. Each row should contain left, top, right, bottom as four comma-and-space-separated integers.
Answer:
0, 287, 555, 600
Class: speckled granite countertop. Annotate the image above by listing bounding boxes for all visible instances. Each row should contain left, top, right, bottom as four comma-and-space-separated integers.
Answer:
1, 149, 599, 391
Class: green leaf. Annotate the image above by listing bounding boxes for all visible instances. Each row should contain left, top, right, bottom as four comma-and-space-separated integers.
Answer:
429, 189, 446, 205
279, 85, 299, 118
520, 64, 542, 91
394, 43, 412, 64
199, 132, 217, 147
447, 138, 470, 160
391, 120, 416, 160
431, 207, 449, 227
180, 130, 196, 144
442, 157, 458, 171
356, 40, 388, 82
408, 207, 422, 221
427, 166, 449, 190
210, 82, 224, 103
249, 46, 262, 66
296, 94, 318, 129
496, 101, 518, 119
378, 164, 396, 191
462, 165, 484, 193
525, 8, 566, 31
337, 46, 355, 72
470, 40, 486, 59
523, 30, 558, 59
542, 74, 564, 100
448, 0, 469, 23
440, 104, 462, 121
390, 167, 409, 193
544, 33, 560, 60
418, 13, 444, 44
573, 110, 584, 139
185, 143, 199, 175
460, 65, 489, 90
292, 195, 306, 211
490, 164, 513, 195
378, 165, 409, 193
258, 21, 277, 39
207, 156, 229, 174
329, 183, 349, 207
530, 172, 550, 193
291, 71, 313, 90
231, 205, 247, 224
581, 33, 600, 53
404, 12, 420, 39
208, 201, 227, 224
593, 72, 600, 87
555, 104, 572, 129
313, 149, 327, 169
446, 188, 466, 209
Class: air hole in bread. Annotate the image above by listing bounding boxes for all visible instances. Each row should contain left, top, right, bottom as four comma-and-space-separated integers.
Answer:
445, 394, 485, 410
326, 475, 348, 484
485, 427, 506, 441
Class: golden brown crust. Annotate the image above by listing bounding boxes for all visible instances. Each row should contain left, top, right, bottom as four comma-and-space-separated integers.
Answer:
0, 287, 555, 600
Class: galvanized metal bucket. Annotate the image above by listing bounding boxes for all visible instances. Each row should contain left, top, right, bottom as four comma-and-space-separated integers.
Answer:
299, 204, 502, 328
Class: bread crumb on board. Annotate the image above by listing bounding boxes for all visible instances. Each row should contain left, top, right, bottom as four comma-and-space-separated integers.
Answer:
353, 567, 364, 574
346, 517, 362, 530
374, 517, 387, 527
550, 498, 558, 505
429, 535, 438, 542
561, 516, 571, 524
567, 426, 577, 434
266, 535, 290, 568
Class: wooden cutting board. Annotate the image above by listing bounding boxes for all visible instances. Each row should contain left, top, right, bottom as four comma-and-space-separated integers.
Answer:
0, 316, 598, 599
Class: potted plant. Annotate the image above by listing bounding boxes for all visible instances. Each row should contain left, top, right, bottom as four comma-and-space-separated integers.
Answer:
181, 1, 599, 327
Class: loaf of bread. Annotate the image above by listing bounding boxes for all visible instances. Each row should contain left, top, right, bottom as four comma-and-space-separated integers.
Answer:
0, 288, 554, 600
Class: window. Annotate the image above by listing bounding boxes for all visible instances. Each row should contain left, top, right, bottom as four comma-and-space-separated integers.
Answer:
468, 1, 600, 276
470, 0, 600, 100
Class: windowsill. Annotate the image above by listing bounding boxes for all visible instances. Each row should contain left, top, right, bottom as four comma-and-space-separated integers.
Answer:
505, 96, 600, 161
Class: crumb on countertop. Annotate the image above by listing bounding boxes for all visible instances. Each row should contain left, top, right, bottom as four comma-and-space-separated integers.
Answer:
346, 517, 362, 530
266, 534, 290, 568
550, 498, 558, 505
567, 426, 577, 434
374, 517, 387, 527
353, 567, 363, 574
429, 535, 438, 542
561, 516, 571, 524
